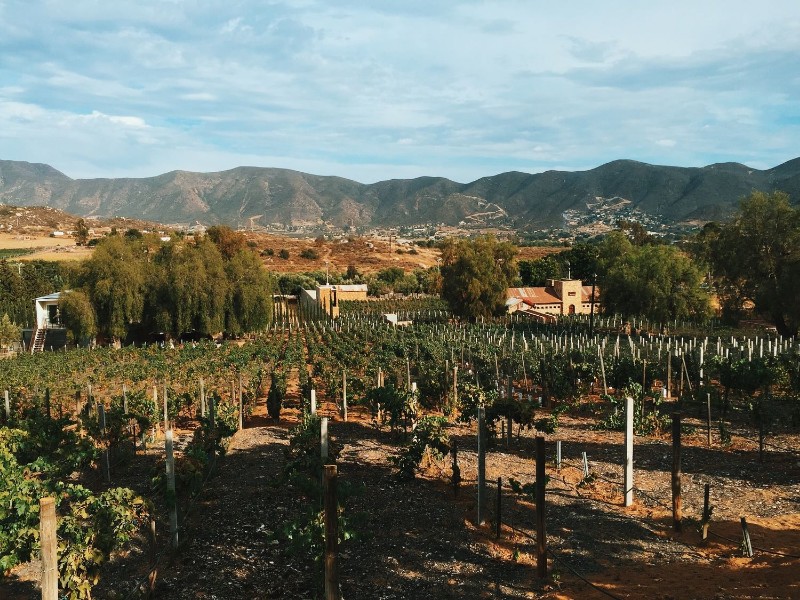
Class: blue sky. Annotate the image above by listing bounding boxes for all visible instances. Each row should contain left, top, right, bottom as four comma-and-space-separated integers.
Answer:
1, 1, 799, 183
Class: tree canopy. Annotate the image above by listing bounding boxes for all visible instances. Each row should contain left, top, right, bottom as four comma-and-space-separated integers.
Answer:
440, 236, 517, 319
598, 232, 710, 323
76, 234, 273, 341
700, 191, 800, 335
58, 290, 97, 346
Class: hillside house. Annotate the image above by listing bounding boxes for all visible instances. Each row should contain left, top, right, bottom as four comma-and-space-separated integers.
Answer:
22, 292, 68, 352
300, 284, 369, 319
507, 279, 598, 322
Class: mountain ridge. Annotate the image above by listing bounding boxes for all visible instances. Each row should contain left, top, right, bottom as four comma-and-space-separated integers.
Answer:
1, 158, 797, 229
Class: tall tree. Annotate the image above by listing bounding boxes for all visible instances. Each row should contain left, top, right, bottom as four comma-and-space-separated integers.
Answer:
707, 191, 800, 335
148, 239, 228, 337
224, 249, 273, 336
599, 232, 710, 323
440, 236, 517, 319
58, 290, 97, 346
78, 236, 147, 341
0, 313, 21, 349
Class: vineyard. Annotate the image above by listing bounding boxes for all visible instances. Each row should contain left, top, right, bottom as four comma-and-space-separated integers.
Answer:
2, 303, 799, 599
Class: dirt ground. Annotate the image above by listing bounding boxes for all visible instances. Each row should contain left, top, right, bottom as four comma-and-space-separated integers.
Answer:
0, 228, 562, 273
4, 391, 799, 599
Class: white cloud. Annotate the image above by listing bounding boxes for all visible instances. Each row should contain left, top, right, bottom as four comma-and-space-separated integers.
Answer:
0, 1, 798, 182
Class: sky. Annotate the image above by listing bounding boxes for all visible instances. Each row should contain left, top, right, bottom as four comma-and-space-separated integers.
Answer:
1, 1, 799, 183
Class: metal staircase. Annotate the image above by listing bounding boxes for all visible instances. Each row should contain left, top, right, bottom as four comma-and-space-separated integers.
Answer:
31, 327, 47, 353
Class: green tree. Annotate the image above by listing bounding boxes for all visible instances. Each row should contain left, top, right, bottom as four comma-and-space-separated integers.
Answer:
598, 232, 710, 323
518, 256, 562, 286
58, 290, 97, 346
708, 191, 800, 335
75, 219, 90, 246
440, 236, 517, 319
0, 313, 20, 349
78, 236, 147, 341
147, 238, 228, 337
206, 225, 247, 259
224, 249, 274, 336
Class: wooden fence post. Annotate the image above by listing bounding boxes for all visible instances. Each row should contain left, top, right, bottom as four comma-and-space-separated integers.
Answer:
495, 477, 502, 538
165, 430, 178, 548
40, 497, 58, 600
624, 396, 634, 507
163, 384, 169, 432
741, 517, 754, 557
321, 417, 329, 460
451, 441, 461, 496
536, 436, 547, 578
477, 406, 486, 525
200, 378, 206, 418
672, 412, 682, 532
702, 483, 711, 541
99, 404, 111, 483
324, 465, 340, 600
342, 371, 347, 422
556, 440, 561, 472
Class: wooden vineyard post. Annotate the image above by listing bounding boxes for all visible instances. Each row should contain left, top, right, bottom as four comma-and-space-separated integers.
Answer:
556, 440, 561, 472
238, 372, 244, 431
200, 378, 206, 418
99, 404, 111, 483
311, 389, 317, 415
667, 352, 672, 399
122, 383, 128, 414
741, 517, 754, 558
163, 384, 169, 432
321, 417, 329, 460
452, 365, 458, 410
477, 406, 487, 525
152, 386, 158, 436
536, 436, 547, 579
165, 430, 178, 548
598, 347, 608, 396
624, 396, 634, 507
148, 519, 158, 594
4, 389, 9, 421
451, 441, 461, 496
672, 412, 682, 532
702, 483, 711, 541
495, 477, 502, 538
324, 465, 340, 600
40, 497, 58, 600
238, 377, 243, 432
706, 393, 712, 447
342, 371, 348, 422
406, 356, 411, 390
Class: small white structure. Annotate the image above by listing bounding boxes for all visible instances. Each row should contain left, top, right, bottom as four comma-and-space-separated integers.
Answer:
34, 292, 66, 329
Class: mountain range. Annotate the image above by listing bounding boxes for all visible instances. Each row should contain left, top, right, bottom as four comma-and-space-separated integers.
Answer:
1, 158, 798, 229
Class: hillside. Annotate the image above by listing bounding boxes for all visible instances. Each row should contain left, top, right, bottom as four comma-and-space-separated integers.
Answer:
1, 158, 798, 229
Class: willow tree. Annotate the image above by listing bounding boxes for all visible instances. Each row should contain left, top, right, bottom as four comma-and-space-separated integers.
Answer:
224, 248, 273, 336
58, 290, 96, 346
78, 236, 147, 342
148, 238, 228, 337
440, 235, 518, 319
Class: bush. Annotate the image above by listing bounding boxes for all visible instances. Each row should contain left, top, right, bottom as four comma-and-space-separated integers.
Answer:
278, 249, 290, 259
300, 248, 320, 260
